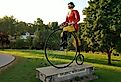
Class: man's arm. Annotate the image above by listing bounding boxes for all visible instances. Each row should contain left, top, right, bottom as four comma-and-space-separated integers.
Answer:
73, 10, 80, 23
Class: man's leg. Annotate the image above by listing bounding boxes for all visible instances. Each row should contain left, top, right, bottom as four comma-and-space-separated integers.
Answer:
60, 25, 75, 49
60, 31, 68, 48
72, 33, 81, 52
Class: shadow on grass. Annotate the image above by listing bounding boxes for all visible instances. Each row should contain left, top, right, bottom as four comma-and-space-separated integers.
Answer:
0, 50, 121, 82
19, 50, 121, 68
90, 68, 121, 82
0, 56, 48, 82
0, 54, 82, 82
84, 57, 121, 67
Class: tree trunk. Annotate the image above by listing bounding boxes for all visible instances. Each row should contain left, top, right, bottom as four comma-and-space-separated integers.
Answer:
1, 42, 4, 50
107, 50, 112, 65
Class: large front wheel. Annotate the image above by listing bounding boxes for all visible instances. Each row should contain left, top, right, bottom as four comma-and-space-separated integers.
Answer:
44, 28, 78, 68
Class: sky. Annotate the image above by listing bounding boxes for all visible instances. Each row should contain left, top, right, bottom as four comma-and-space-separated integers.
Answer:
0, 0, 89, 24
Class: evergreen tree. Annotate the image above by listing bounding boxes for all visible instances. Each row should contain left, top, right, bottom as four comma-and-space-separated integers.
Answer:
81, 0, 121, 64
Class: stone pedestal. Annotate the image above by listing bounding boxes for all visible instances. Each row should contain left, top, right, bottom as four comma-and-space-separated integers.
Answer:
36, 64, 96, 82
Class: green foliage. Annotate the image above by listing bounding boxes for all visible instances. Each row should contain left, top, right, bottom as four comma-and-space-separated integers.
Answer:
32, 31, 41, 49
15, 38, 25, 49
80, 0, 121, 64
0, 16, 54, 49
0, 16, 60, 50
48, 22, 58, 30
81, 0, 121, 51
0, 32, 10, 50
26, 36, 33, 49
0, 16, 16, 35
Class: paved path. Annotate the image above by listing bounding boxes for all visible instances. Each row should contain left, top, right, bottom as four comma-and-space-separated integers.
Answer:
0, 54, 15, 68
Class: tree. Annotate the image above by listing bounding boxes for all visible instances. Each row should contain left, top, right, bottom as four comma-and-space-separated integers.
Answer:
48, 22, 58, 30
15, 21, 29, 35
81, 0, 121, 64
26, 36, 33, 49
0, 32, 10, 50
0, 16, 59, 49
0, 16, 17, 35
15, 37, 25, 49
32, 31, 41, 49
33, 18, 51, 49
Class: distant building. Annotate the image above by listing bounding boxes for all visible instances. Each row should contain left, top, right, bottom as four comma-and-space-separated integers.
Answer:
20, 32, 35, 39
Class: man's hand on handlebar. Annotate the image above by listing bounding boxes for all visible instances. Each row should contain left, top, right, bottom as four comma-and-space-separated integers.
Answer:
59, 22, 74, 28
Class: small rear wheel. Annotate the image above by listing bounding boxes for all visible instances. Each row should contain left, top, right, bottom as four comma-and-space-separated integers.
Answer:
76, 54, 84, 65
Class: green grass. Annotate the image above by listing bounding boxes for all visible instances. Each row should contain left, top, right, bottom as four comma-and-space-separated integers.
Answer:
0, 50, 121, 82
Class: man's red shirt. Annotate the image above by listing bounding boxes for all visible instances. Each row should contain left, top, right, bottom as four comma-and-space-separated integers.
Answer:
65, 10, 80, 32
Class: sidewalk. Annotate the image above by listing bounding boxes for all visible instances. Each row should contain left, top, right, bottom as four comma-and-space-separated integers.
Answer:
0, 54, 15, 68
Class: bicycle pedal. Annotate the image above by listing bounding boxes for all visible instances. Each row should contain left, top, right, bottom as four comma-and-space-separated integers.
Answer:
60, 47, 64, 51
60, 41, 68, 46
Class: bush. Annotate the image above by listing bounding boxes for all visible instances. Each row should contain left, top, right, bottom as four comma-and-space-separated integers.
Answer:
15, 38, 25, 49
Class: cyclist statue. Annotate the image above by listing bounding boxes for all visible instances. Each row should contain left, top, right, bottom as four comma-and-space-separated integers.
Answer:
44, 2, 84, 68
60, 2, 81, 52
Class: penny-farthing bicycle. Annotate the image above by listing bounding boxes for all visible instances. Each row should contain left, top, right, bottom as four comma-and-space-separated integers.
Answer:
44, 26, 84, 69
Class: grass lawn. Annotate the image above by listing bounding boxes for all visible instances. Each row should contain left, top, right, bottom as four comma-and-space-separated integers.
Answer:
0, 50, 121, 82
